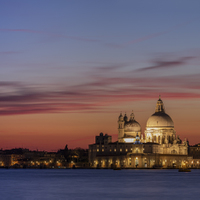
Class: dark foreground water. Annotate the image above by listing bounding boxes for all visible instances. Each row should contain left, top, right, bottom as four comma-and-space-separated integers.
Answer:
0, 169, 200, 200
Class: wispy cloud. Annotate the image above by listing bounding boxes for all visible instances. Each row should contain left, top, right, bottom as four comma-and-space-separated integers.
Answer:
0, 53, 198, 115
0, 29, 100, 42
106, 18, 197, 49
0, 72, 199, 115
136, 56, 194, 72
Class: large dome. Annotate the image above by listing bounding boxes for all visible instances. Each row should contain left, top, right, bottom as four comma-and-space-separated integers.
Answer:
146, 112, 174, 128
124, 120, 141, 132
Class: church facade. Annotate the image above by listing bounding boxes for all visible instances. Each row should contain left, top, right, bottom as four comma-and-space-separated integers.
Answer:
89, 97, 198, 169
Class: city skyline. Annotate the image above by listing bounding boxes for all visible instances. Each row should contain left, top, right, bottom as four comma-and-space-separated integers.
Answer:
0, 1, 200, 151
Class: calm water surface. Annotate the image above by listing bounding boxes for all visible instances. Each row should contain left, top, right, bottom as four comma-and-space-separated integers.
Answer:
0, 169, 199, 200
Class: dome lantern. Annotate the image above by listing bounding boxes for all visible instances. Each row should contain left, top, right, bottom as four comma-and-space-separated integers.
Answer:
129, 110, 135, 121
155, 95, 165, 113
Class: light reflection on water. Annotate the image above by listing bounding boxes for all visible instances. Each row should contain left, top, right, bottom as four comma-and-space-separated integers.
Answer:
0, 169, 200, 200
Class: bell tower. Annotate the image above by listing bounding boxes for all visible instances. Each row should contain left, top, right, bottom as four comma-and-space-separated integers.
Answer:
118, 112, 124, 142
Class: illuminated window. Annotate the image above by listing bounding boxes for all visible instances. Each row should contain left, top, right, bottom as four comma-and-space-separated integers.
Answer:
102, 149, 104, 152
110, 149, 112, 152
120, 149, 122, 152
102, 145, 104, 148
126, 149, 128, 152
97, 149, 99, 152
114, 149, 116, 152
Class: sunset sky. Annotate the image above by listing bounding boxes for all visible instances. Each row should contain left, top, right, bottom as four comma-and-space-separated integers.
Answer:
0, 1, 200, 151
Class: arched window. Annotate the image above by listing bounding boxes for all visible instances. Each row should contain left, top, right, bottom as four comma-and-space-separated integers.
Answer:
171, 150, 177, 154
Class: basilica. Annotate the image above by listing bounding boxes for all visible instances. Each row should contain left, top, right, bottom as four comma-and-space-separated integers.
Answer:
89, 97, 198, 169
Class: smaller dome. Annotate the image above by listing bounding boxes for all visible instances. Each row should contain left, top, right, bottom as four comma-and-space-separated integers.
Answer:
124, 120, 141, 132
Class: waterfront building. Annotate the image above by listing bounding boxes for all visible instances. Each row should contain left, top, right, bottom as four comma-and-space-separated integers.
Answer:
89, 97, 198, 169
189, 143, 200, 159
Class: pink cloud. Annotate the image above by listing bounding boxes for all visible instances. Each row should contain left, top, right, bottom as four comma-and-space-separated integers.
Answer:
0, 79, 199, 115
0, 54, 199, 116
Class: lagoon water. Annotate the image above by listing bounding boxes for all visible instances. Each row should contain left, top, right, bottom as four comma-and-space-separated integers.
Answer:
0, 169, 200, 200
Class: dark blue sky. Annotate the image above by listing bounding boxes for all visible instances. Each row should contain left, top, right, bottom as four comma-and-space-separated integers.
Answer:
0, 1, 200, 150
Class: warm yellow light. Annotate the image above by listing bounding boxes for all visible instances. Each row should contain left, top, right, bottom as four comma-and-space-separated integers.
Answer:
124, 138, 134, 143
